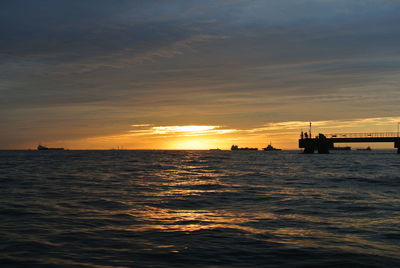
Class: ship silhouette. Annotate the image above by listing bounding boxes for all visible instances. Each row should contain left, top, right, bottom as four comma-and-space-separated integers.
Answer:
231, 145, 258, 151
37, 145, 64, 151
357, 146, 371, 151
263, 142, 282, 151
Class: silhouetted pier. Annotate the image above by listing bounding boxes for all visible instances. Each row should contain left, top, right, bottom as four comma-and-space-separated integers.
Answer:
299, 132, 400, 154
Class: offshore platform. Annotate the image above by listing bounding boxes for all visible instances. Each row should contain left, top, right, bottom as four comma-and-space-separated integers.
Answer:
299, 123, 400, 154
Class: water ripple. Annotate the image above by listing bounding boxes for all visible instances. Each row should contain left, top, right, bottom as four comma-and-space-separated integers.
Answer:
0, 150, 399, 267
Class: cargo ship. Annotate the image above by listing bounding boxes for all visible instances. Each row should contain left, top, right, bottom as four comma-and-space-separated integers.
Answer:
231, 145, 258, 151
37, 145, 64, 151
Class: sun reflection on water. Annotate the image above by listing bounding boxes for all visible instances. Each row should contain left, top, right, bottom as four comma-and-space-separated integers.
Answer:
124, 207, 277, 234
96, 150, 400, 260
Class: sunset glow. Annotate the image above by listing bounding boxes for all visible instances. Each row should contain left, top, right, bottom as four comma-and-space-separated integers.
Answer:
29, 117, 400, 150
1, 1, 399, 150
145, 125, 235, 136
3, 2, 400, 268
169, 138, 216, 150
153, 125, 216, 133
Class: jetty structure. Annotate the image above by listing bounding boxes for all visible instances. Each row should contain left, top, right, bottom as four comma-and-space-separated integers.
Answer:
298, 123, 400, 154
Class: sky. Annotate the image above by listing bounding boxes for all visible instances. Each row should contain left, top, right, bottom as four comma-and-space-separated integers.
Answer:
1, 0, 400, 149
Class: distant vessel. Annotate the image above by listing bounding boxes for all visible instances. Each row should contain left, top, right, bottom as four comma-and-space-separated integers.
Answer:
110, 146, 124, 150
332, 146, 351, 151
231, 145, 258, 151
209, 148, 222, 151
37, 145, 64, 151
357, 146, 371, 151
263, 143, 282, 151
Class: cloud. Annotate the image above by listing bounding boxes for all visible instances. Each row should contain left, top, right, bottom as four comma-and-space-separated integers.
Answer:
131, 124, 152, 127
128, 125, 237, 137
1, 0, 400, 148
125, 116, 400, 139
246, 117, 400, 134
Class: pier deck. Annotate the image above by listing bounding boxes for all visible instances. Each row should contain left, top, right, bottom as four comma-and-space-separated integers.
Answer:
299, 132, 400, 154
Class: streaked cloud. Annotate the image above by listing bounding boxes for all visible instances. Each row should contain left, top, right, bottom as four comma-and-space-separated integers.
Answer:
1, 0, 400, 148
131, 124, 152, 127
46, 116, 400, 150
129, 125, 237, 137
247, 117, 400, 135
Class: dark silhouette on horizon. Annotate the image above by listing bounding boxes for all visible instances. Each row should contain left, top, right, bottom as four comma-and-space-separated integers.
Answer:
263, 142, 282, 151
231, 145, 258, 151
37, 145, 64, 151
299, 131, 400, 154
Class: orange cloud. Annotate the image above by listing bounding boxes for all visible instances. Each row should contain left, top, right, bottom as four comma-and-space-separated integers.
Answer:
129, 125, 237, 137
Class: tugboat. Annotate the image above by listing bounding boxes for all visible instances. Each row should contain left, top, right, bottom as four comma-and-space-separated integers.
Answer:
263, 142, 282, 151
37, 145, 64, 150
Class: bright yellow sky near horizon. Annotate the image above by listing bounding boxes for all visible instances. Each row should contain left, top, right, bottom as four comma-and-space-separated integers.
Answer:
30, 116, 400, 150
2, 1, 400, 150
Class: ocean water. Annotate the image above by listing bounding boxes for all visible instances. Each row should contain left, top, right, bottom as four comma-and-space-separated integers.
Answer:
0, 150, 400, 267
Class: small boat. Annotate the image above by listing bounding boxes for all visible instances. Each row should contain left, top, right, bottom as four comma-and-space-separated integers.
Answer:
231, 145, 258, 151
209, 148, 222, 151
37, 145, 64, 151
357, 146, 371, 151
263, 143, 282, 151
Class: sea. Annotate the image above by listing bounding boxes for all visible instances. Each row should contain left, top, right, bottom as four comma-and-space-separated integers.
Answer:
1, 150, 399, 267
